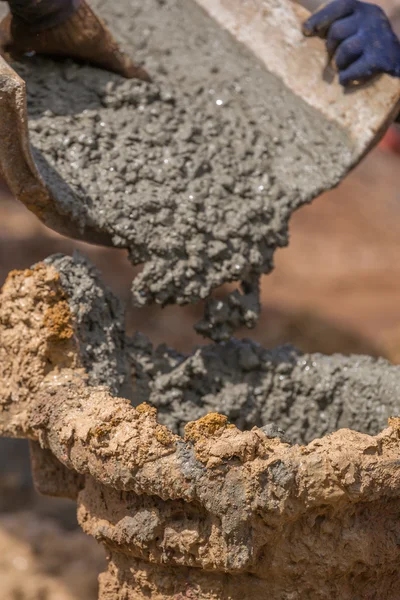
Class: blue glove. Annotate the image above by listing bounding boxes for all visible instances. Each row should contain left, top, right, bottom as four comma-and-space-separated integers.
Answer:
303, 0, 400, 86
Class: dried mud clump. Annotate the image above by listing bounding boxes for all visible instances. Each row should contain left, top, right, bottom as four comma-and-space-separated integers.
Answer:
0, 263, 80, 436
0, 512, 105, 600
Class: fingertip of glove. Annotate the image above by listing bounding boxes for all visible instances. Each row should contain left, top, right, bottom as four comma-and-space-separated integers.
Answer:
302, 21, 314, 36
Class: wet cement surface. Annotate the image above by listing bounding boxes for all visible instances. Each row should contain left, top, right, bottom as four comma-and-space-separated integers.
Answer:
129, 334, 400, 444
12, 0, 353, 313
53, 254, 400, 445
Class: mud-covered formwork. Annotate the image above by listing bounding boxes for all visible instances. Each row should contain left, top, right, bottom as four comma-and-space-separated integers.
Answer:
1, 256, 400, 600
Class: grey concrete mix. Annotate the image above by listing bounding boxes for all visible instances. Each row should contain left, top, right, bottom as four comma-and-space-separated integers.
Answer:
12, 0, 352, 314
128, 335, 400, 444
53, 254, 400, 445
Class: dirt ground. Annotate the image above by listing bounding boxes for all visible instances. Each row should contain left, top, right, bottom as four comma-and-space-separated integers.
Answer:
0, 511, 105, 600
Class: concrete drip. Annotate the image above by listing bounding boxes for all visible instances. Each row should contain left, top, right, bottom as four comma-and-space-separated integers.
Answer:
195, 274, 261, 342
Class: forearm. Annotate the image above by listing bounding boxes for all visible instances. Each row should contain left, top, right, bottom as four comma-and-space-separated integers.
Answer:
3, 0, 81, 30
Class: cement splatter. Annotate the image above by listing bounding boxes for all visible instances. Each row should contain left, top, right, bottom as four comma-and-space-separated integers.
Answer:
11, 0, 353, 313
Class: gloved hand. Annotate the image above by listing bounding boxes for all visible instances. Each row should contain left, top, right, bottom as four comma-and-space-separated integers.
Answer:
303, 0, 400, 86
